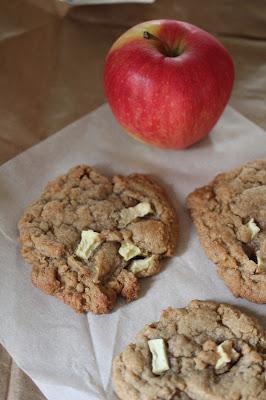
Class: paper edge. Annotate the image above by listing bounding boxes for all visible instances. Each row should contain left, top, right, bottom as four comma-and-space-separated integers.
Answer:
1, 103, 265, 175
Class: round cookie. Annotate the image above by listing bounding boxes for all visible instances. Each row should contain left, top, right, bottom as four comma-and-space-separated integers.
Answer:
113, 300, 266, 400
187, 159, 266, 303
18, 165, 178, 314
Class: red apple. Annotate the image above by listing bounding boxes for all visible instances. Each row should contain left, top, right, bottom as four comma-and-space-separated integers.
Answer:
104, 20, 234, 149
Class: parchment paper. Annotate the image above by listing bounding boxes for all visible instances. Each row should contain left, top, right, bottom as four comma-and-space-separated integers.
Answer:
0, 104, 265, 400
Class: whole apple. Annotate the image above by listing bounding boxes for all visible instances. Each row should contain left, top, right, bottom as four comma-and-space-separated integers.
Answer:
104, 20, 234, 149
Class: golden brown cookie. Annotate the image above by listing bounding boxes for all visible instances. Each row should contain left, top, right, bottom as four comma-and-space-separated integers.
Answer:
18, 165, 178, 314
187, 159, 266, 303
113, 300, 266, 400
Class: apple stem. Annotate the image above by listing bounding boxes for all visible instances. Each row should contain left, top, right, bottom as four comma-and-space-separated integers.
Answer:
143, 31, 175, 57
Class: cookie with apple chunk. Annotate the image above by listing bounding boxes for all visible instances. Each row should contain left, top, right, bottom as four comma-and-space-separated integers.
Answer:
187, 159, 266, 304
113, 300, 266, 400
18, 165, 178, 314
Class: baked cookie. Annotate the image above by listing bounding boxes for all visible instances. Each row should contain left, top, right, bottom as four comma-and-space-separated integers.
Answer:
187, 159, 266, 303
18, 165, 178, 314
113, 300, 266, 400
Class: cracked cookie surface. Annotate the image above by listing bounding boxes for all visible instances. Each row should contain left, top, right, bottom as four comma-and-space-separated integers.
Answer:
187, 159, 266, 303
18, 165, 178, 313
113, 300, 266, 400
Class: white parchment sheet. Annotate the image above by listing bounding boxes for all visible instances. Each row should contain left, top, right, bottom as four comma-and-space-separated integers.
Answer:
0, 104, 265, 400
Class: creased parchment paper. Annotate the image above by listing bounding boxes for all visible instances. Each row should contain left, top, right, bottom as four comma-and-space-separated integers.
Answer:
0, 103, 265, 400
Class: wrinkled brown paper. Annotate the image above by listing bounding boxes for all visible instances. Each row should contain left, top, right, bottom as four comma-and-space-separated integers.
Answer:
0, 1, 266, 400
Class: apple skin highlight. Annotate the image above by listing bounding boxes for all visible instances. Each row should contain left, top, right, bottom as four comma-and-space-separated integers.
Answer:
104, 20, 235, 149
